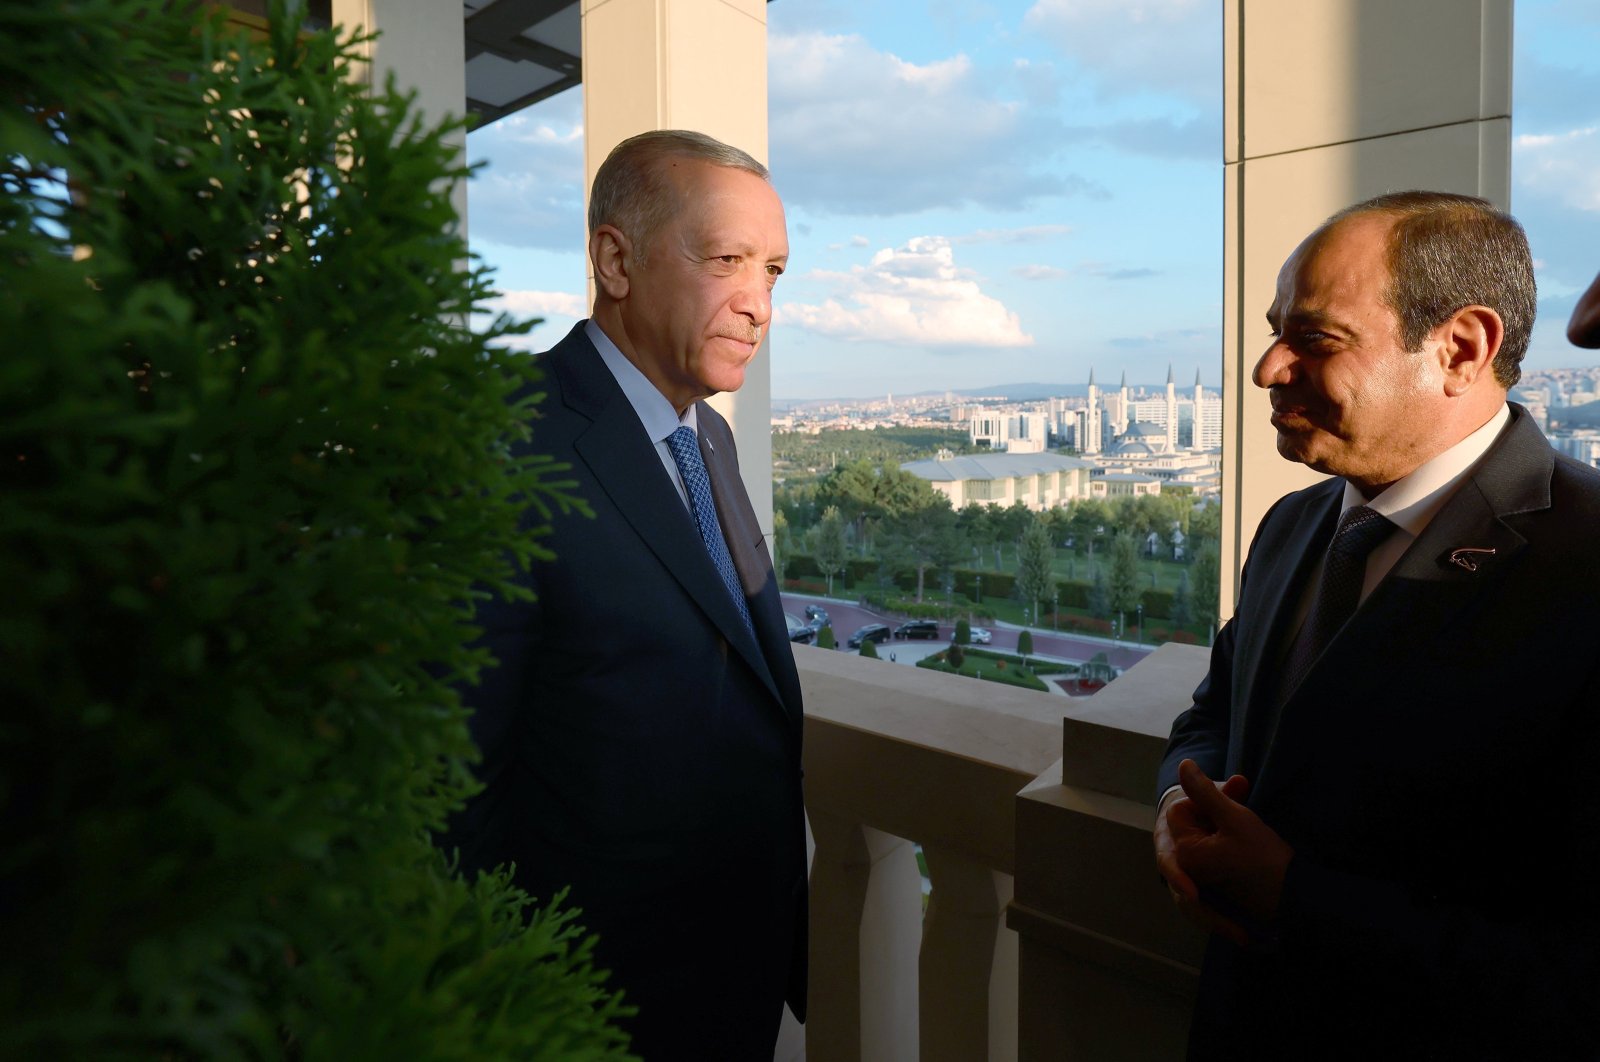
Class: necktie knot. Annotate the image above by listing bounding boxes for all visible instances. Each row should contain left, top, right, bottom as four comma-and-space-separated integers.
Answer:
1329, 504, 1393, 558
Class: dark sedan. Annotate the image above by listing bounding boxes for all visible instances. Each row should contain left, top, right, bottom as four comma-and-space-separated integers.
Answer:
845, 623, 890, 649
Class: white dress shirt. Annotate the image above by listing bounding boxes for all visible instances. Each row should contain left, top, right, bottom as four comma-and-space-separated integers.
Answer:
586, 319, 701, 513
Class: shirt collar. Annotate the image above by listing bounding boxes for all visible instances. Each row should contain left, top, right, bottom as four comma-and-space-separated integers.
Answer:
585, 319, 699, 441
1342, 403, 1510, 535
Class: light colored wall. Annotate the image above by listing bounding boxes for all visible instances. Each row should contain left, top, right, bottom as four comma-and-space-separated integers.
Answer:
1219, 0, 1512, 616
335, 0, 468, 233
581, 0, 775, 542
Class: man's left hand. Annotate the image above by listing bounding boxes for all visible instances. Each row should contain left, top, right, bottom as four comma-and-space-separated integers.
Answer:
1169, 758, 1294, 931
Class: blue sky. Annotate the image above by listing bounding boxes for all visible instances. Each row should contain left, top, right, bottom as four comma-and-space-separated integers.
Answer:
466, 0, 1600, 401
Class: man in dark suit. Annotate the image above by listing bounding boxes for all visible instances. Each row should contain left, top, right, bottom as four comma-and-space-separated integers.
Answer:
447, 130, 805, 1059
1154, 191, 1600, 1059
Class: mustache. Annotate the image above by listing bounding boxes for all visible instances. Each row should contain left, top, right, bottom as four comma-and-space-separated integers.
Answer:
721, 328, 762, 345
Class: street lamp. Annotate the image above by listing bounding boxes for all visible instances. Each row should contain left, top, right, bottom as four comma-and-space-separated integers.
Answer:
1136, 603, 1144, 645
1117, 609, 1124, 641
1052, 589, 1059, 631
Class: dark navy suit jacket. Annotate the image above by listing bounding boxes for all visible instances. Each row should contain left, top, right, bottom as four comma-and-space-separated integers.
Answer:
1160, 405, 1600, 1059
447, 323, 806, 1057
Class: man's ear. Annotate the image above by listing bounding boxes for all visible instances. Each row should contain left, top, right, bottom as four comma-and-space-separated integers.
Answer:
590, 224, 632, 301
1435, 305, 1503, 396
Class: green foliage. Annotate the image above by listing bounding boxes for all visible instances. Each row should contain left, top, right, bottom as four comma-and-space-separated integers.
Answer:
808, 504, 850, 594
1, 4, 625, 1058
1170, 570, 1194, 629
1014, 514, 1057, 620
877, 492, 963, 602
915, 652, 1049, 692
1108, 531, 1143, 615
1088, 569, 1110, 619
772, 508, 791, 584
954, 618, 972, 645
817, 626, 837, 650
1192, 538, 1222, 635
772, 426, 973, 475
860, 637, 880, 659
1017, 630, 1034, 659
948, 642, 966, 668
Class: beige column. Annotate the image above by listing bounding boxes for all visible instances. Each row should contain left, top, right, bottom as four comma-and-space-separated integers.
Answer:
332, 0, 469, 233
581, 0, 775, 538
807, 810, 924, 1062
1219, 0, 1512, 615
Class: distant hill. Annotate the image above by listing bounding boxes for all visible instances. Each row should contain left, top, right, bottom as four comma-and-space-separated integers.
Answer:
1550, 402, 1600, 430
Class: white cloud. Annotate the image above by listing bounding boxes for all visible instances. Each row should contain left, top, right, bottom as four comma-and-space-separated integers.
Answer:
777, 236, 1033, 348
956, 224, 1074, 245
1515, 126, 1600, 214
1023, 0, 1219, 106
477, 290, 587, 347
768, 32, 1102, 216
465, 100, 586, 252
1013, 264, 1067, 280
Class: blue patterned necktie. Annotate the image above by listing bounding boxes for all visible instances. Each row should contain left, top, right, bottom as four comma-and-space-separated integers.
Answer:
666, 426, 755, 639
1279, 504, 1394, 699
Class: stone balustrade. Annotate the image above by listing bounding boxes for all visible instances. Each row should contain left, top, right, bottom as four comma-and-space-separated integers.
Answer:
789, 641, 1213, 1061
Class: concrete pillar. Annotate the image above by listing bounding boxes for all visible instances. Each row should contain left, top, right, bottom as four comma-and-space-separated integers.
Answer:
580, 0, 775, 539
1219, 0, 1512, 615
807, 810, 923, 1062
920, 845, 1018, 1062
332, 0, 469, 234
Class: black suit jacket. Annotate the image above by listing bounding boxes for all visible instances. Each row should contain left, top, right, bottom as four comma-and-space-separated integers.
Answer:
448, 323, 806, 1055
1160, 405, 1600, 1059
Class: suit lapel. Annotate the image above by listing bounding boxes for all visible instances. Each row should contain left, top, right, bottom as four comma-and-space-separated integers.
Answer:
1253, 406, 1550, 790
549, 328, 785, 709
1234, 484, 1341, 778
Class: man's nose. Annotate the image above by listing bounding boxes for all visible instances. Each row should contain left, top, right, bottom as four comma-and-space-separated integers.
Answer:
1252, 340, 1294, 390
733, 274, 772, 327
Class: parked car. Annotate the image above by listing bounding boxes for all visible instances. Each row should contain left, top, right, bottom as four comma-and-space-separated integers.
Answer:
785, 613, 815, 644
804, 604, 830, 626
845, 623, 891, 649
893, 620, 940, 640
968, 626, 993, 645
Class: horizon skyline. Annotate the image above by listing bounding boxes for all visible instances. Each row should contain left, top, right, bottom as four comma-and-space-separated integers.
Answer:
466, 1, 1600, 401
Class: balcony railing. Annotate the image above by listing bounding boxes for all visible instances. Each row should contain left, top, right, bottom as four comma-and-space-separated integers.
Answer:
791, 641, 1212, 1061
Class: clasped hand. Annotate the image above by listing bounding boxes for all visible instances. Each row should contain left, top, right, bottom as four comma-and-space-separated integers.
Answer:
1153, 758, 1293, 947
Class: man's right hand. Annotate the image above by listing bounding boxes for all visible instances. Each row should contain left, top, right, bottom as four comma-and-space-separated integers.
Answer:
1154, 768, 1252, 945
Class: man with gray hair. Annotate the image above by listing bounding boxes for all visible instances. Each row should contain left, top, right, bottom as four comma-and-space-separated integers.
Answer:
1154, 191, 1600, 1058
447, 130, 804, 1059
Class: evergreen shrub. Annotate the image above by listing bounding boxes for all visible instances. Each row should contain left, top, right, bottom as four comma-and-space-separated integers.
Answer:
1, 4, 628, 1057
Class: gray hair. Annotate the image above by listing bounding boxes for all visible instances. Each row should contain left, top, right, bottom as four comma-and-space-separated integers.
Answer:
587, 130, 769, 264
1327, 190, 1536, 388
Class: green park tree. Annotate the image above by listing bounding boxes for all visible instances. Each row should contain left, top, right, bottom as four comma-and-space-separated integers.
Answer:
1089, 568, 1110, 619
817, 626, 837, 650
954, 617, 972, 645
1171, 568, 1194, 630
772, 508, 792, 584
809, 504, 850, 594
1192, 538, 1222, 638
2, 3, 627, 1056
860, 637, 880, 659
879, 493, 965, 602
948, 642, 966, 669
1109, 531, 1143, 617
1017, 629, 1034, 662
1015, 513, 1057, 625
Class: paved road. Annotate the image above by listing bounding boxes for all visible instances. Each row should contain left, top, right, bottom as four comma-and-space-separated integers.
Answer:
781, 592, 1155, 672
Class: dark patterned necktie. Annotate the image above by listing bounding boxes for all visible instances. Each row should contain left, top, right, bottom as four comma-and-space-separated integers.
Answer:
1279, 504, 1394, 700
666, 426, 755, 640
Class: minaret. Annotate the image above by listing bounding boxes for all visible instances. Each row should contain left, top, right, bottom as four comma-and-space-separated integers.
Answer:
1192, 368, 1204, 451
1164, 364, 1177, 453
1085, 367, 1101, 455
1118, 370, 1130, 437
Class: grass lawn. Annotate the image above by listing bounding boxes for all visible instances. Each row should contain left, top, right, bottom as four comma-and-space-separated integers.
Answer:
917, 649, 1049, 692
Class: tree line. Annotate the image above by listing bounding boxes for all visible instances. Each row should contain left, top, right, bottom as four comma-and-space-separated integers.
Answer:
774, 458, 1222, 639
